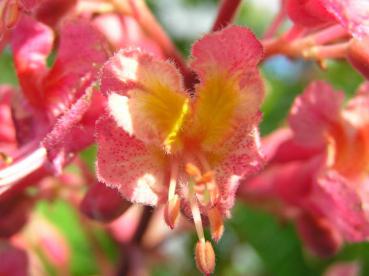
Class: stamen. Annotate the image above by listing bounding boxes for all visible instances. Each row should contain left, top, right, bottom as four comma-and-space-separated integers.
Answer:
185, 163, 201, 179
207, 207, 224, 242
302, 42, 349, 60
190, 192, 205, 242
196, 155, 219, 207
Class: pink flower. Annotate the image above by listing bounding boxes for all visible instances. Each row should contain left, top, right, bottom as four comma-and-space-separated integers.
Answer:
0, 15, 110, 194
265, 0, 369, 78
240, 81, 369, 256
96, 26, 264, 271
286, 0, 369, 39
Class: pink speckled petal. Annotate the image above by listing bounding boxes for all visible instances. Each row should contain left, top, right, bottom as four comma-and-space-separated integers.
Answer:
101, 48, 183, 97
96, 114, 166, 206
191, 26, 263, 80
214, 123, 264, 217
101, 49, 189, 149
190, 26, 264, 150
289, 81, 344, 147
323, 0, 369, 39
311, 170, 369, 241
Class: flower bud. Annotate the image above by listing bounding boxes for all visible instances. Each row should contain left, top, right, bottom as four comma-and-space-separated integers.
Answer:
0, 241, 28, 275
195, 240, 215, 275
164, 194, 180, 229
347, 38, 369, 79
0, 193, 31, 238
80, 182, 130, 222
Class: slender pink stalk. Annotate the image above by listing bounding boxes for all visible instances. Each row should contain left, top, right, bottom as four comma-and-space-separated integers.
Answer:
303, 42, 349, 59
263, 0, 287, 39
263, 25, 350, 61
212, 0, 242, 32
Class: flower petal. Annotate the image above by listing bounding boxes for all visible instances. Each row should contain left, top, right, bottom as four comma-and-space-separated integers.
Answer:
286, 0, 336, 27
96, 114, 165, 206
0, 86, 16, 150
289, 81, 344, 147
191, 26, 263, 79
323, 0, 369, 39
311, 170, 369, 241
189, 26, 264, 150
262, 128, 324, 164
343, 82, 369, 127
101, 49, 189, 151
11, 15, 54, 108
213, 125, 264, 217
42, 19, 109, 117
41, 87, 105, 172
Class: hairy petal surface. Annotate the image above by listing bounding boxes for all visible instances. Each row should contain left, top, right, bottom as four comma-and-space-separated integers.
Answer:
289, 81, 344, 147
214, 125, 264, 216
101, 49, 189, 151
41, 88, 105, 171
42, 19, 109, 117
96, 115, 165, 205
311, 170, 369, 241
190, 26, 264, 150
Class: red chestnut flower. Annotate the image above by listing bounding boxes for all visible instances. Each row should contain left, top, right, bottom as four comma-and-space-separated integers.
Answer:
96, 26, 265, 272
240, 81, 369, 256
266, 0, 369, 78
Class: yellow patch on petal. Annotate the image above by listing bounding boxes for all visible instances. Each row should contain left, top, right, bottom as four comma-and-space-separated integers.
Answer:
129, 82, 189, 153
190, 71, 242, 149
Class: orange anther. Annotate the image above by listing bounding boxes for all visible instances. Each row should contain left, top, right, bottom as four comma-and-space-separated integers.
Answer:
195, 240, 215, 275
164, 194, 181, 229
185, 163, 201, 178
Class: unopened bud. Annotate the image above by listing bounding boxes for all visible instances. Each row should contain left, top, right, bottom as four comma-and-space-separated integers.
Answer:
0, 193, 31, 238
207, 207, 224, 242
80, 182, 130, 222
0, 242, 28, 275
164, 194, 180, 229
347, 38, 369, 79
195, 240, 215, 275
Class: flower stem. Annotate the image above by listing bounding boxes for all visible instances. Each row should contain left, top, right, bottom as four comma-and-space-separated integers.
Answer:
212, 0, 242, 32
